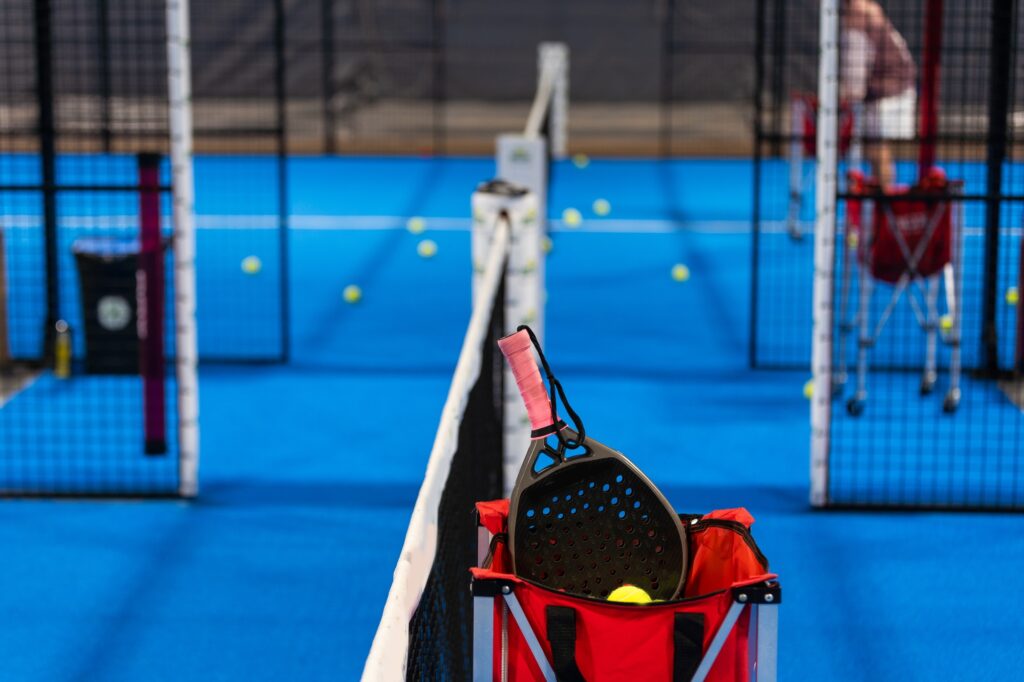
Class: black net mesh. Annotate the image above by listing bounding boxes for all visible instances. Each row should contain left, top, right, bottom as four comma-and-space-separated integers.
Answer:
0, 0, 180, 495
405, 273, 505, 680
807, 0, 1024, 509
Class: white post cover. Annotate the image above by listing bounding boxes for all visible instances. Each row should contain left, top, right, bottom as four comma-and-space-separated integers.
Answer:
810, 0, 841, 507
472, 185, 542, 494
166, 0, 199, 497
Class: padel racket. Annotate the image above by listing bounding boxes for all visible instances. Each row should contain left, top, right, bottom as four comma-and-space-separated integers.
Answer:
498, 326, 687, 600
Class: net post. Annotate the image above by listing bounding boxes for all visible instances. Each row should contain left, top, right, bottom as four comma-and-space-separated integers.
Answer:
495, 135, 547, 344
538, 43, 568, 159
167, 0, 199, 497
982, 0, 1014, 374
0, 229, 9, 369
138, 153, 167, 456
810, 0, 840, 508
33, 0, 59, 365
471, 182, 542, 494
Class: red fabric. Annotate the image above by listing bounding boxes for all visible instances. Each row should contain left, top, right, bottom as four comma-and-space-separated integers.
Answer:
798, 93, 855, 157
474, 502, 774, 681
846, 171, 954, 283
684, 509, 768, 599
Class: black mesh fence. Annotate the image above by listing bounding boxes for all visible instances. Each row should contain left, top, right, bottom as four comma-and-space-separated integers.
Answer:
0, 0, 182, 495
811, 0, 1024, 508
751, 0, 1023, 371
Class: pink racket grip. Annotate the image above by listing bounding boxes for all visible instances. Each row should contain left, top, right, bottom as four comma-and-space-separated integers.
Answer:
498, 330, 563, 439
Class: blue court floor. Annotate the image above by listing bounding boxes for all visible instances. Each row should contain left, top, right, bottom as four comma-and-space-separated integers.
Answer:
0, 156, 1022, 680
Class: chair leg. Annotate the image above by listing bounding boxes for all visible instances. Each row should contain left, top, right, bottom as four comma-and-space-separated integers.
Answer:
848, 266, 872, 417
788, 99, 805, 241
921, 276, 939, 395
944, 205, 964, 414
834, 218, 856, 393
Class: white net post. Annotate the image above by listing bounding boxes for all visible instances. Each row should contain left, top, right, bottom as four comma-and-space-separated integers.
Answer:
166, 0, 199, 497
539, 42, 569, 159
471, 182, 542, 494
810, 0, 841, 507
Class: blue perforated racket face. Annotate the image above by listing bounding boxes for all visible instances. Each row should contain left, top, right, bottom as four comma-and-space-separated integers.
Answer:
509, 429, 687, 601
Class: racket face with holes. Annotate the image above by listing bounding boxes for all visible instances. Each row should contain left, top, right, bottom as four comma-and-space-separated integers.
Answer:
508, 427, 688, 601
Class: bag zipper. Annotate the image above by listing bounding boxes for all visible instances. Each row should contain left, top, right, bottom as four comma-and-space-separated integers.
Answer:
688, 517, 769, 569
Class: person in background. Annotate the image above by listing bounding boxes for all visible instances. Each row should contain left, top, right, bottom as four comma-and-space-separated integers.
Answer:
841, 0, 917, 189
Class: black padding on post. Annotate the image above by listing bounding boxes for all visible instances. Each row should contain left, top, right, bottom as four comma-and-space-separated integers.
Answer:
545, 605, 586, 682
673, 612, 705, 682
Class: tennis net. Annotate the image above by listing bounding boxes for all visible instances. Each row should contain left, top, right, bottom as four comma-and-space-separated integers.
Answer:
362, 217, 511, 680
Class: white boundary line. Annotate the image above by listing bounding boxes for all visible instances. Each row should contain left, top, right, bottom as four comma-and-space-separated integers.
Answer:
3, 214, 1013, 237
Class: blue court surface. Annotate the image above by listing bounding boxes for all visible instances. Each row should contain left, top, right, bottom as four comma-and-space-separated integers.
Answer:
1, 156, 1023, 680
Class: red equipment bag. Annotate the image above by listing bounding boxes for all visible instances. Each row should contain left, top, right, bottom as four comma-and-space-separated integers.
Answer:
848, 169, 954, 284
472, 500, 779, 682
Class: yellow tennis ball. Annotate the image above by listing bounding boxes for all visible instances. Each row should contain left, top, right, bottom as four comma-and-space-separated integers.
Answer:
562, 208, 582, 228
343, 284, 362, 304
592, 198, 611, 216
847, 231, 859, 249
241, 255, 262, 275
542, 236, 553, 254
607, 585, 652, 604
803, 379, 814, 400
940, 314, 953, 332
406, 217, 426, 234
1007, 286, 1019, 306
572, 154, 590, 169
671, 264, 690, 282
417, 239, 438, 258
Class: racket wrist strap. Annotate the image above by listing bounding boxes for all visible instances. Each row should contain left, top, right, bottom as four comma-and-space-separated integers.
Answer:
530, 420, 566, 439
517, 325, 587, 449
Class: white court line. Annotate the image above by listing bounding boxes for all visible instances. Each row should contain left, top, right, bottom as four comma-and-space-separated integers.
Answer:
2, 214, 1020, 237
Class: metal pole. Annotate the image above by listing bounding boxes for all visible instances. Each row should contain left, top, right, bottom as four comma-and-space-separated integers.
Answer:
769, 0, 787, 158
750, 0, 767, 368
97, 0, 112, 153
274, 0, 291, 362
810, 0, 840, 507
981, 0, 1015, 373
34, 0, 59, 363
660, 0, 675, 158
321, 0, 335, 154
431, 0, 445, 154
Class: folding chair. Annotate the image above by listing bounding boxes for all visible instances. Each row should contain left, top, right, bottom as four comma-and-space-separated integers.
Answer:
834, 170, 964, 416
788, 93, 862, 240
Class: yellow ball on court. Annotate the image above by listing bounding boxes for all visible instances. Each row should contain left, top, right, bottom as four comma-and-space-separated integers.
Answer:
607, 585, 652, 604
406, 217, 426, 234
940, 314, 953, 332
572, 154, 590, 169
562, 208, 582, 228
671, 263, 690, 282
343, 284, 362, 304
593, 198, 611, 216
803, 379, 814, 400
241, 255, 262, 275
417, 239, 438, 258
1007, 287, 1019, 306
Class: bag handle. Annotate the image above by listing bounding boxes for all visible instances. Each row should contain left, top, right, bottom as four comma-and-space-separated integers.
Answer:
674, 612, 705, 681
544, 606, 705, 682
545, 606, 586, 682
